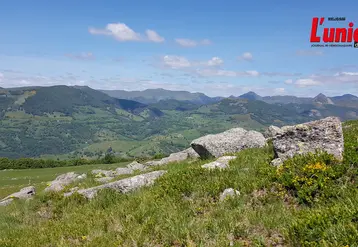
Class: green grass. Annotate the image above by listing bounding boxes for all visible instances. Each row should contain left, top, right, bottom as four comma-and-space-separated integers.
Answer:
0, 162, 128, 198
1, 120, 358, 246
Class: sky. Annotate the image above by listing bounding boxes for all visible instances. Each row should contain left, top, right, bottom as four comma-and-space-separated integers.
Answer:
0, 0, 357, 97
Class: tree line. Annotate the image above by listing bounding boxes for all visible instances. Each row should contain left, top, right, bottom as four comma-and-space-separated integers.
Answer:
0, 153, 132, 170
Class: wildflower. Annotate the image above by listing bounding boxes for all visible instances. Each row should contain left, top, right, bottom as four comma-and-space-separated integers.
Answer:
81, 236, 87, 241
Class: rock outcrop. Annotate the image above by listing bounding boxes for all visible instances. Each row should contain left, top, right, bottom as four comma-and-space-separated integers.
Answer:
45, 172, 87, 192
65, 170, 166, 199
115, 167, 134, 176
191, 128, 266, 159
264, 125, 283, 139
145, 148, 199, 167
0, 186, 36, 206
126, 161, 147, 171
201, 156, 236, 170
272, 116, 344, 162
95, 177, 114, 183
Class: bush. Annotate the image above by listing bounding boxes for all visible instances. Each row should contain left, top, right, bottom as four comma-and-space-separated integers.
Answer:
275, 151, 343, 205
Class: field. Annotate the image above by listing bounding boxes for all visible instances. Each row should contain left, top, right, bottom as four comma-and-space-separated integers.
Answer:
0, 120, 358, 246
0, 162, 129, 198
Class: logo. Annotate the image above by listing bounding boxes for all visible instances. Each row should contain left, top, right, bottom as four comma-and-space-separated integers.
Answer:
310, 17, 358, 48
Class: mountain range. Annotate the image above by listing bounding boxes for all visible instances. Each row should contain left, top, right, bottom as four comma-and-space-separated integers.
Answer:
1, 85, 358, 159
101, 88, 358, 108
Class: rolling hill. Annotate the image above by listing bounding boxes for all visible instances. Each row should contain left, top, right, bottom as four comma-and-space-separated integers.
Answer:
101, 88, 223, 104
1, 86, 358, 159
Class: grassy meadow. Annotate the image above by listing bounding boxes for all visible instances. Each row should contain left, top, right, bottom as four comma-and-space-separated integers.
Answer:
0, 120, 358, 246
0, 162, 129, 199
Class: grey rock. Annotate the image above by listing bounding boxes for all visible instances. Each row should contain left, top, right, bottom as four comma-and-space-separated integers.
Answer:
191, 128, 266, 159
144, 160, 162, 167
272, 116, 344, 162
3, 186, 36, 200
126, 161, 147, 171
0, 198, 14, 206
63, 186, 80, 197
182, 148, 200, 158
65, 170, 167, 199
219, 188, 240, 201
95, 177, 114, 183
115, 167, 134, 175
1, 186, 36, 206
264, 125, 283, 139
145, 148, 198, 167
270, 158, 283, 167
45, 172, 86, 192
201, 156, 236, 170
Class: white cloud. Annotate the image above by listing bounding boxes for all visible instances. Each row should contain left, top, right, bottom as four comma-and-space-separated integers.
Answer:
160, 56, 259, 78
292, 71, 358, 88
89, 22, 164, 43
238, 52, 253, 61
295, 78, 322, 88
0, 72, 3, 82
161, 55, 224, 69
196, 69, 237, 77
246, 70, 259, 76
196, 69, 259, 78
335, 72, 358, 76
65, 52, 95, 60
206, 57, 223, 67
296, 50, 324, 56
162, 55, 192, 69
175, 38, 212, 47
262, 72, 302, 77
145, 30, 165, 43
284, 79, 293, 84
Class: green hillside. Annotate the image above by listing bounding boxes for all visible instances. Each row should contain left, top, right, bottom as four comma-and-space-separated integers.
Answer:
1, 86, 358, 159
101, 88, 220, 104
1, 119, 358, 246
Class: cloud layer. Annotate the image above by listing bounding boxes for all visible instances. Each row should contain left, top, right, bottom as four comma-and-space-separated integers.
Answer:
89, 23, 165, 43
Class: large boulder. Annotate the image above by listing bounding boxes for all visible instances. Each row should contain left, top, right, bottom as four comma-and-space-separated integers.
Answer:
126, 161, 147, 171
1, 186, 36, 206
65, 170, 166, 199
145, 148, 199, 167
115, 167, 134, 176
45, 172, 87, 192
272, 116, 344, 162
191, 128, 266, 158
264, 125, 283, 139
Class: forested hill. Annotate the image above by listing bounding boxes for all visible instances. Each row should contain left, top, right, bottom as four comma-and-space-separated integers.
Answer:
0, 85, 163, 117
1, 85, 358, 159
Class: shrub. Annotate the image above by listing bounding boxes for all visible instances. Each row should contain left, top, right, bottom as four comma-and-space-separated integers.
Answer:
275, 151, 342, 205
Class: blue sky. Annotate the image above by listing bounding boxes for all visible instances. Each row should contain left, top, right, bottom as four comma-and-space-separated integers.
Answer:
0, 0, 357, 97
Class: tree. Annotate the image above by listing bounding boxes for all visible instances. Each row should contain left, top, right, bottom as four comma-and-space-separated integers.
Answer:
103, 152, 115, 164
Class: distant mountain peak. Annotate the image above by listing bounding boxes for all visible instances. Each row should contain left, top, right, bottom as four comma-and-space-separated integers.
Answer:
314, 93, 334, 105
239, 91, 262, 101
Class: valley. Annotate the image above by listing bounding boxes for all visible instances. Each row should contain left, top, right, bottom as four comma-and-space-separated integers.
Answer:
1, 85, 358, 159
